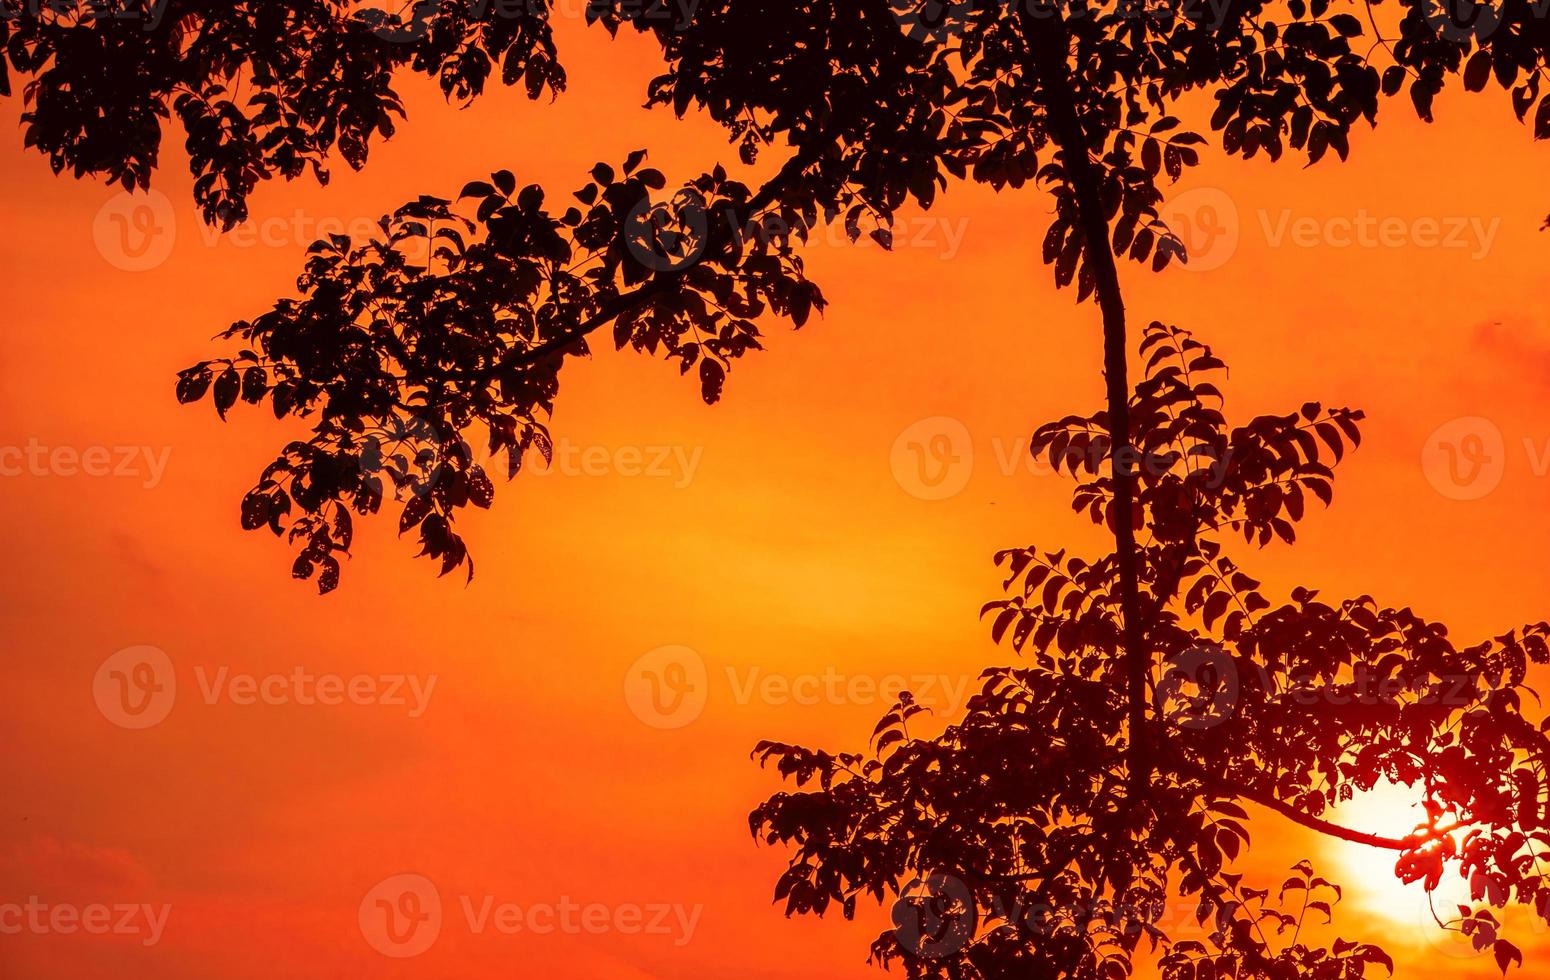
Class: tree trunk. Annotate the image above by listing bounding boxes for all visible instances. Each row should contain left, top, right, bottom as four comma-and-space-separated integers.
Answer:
1018, 4, 1152, 796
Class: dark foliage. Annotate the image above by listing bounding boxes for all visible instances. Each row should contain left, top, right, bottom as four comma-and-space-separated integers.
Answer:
104, 0, 1539, 588
753, 324, 1550, 979
3, 0, 565, 225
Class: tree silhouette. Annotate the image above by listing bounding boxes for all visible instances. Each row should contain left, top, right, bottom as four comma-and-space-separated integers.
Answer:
151, 6, 1550, 967
10, 1, 1550, 974
754, 321, 1550, 978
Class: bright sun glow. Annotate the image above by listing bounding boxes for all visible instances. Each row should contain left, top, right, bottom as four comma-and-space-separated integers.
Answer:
1324, 781, 1471, 950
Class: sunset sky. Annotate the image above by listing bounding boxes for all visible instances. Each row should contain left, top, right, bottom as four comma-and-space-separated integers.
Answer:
4, 13, 1550, 979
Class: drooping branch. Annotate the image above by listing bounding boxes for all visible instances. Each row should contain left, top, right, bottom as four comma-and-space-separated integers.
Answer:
1166, 753, 1410, 850
1239, 786, 1408, 850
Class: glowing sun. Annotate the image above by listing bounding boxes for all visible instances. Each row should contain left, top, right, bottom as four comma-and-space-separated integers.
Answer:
1324, 781, 1469, 943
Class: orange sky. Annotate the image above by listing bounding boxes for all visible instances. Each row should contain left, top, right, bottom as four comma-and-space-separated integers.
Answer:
4, 15, 1550, 980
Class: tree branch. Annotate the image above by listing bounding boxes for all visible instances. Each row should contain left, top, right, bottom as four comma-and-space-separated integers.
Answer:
1019, 3, 1152, 797
1166, 754, 1410, 850
433, 120, 842, 384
